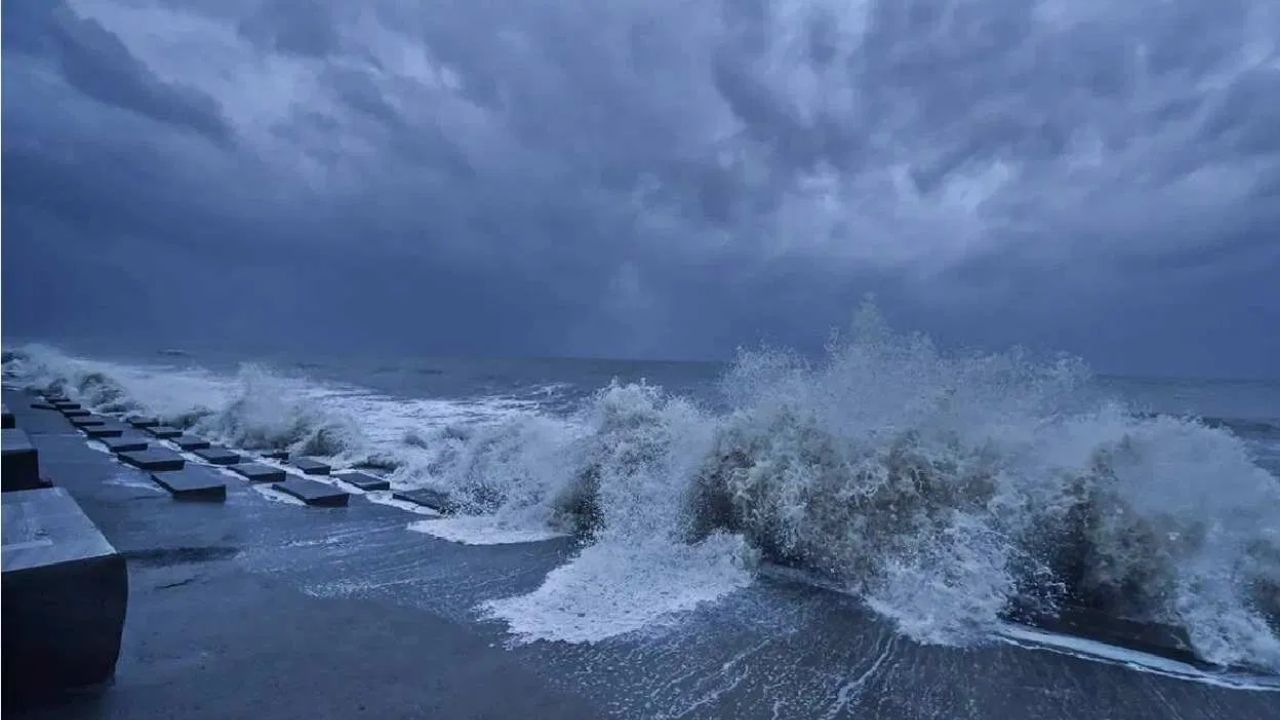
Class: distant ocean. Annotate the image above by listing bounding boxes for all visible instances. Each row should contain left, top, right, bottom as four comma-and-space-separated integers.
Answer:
5, 321, 1280, 674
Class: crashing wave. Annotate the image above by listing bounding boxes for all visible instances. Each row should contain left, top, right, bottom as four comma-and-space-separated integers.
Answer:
442, 308, 1280, 668
192, 364, 367, 459
3, 345, 373, 464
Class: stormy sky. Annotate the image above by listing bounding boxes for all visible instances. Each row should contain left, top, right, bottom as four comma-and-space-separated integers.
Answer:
3, 0, 1279, 378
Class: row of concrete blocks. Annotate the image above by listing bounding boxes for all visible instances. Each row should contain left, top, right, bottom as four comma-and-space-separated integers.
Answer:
18, 397, 459, 513
62, 408, 353, 507
14, 395, 462, 513
38, 395, 449, 511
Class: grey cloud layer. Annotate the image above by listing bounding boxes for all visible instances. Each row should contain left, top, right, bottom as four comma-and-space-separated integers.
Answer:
3, 0, 1278, 376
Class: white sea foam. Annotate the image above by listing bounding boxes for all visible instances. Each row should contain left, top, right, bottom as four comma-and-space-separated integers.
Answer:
997, 624, 1280, 692
482, 534, 755, 643
362, 493, 442, 516
408, 516, 566, 545
680, 308, 1280, 670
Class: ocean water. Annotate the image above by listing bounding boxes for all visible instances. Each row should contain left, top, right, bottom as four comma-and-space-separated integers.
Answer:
5, 313, 1279, 674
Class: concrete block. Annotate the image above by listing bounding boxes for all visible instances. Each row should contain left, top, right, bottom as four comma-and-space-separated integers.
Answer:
70, 415, 107, 428
174, 435, 211, 451
102, 437, 148, 453
51, 401, 80, 411
261, 449, 289, 461
291, 457, 330, 475
30, 402, 58, 411
2, 429, 42, 492
82, 424, 126, 439
151, 469, 226, 502
2, 487, 127, 697
335, 470, 391, 492
127, 416, 160, 428
147, 425, 182, 439
192, 447, 240, 465
2, 403, 14, 429
118, 449, 185, 472
392, 488, 457, 514
274, 478, 350, 507
63, 408, 91, 418
230, 463, 285, 483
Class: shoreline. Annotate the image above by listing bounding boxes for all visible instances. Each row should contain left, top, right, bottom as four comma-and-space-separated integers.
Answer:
2, 387, 1277, 718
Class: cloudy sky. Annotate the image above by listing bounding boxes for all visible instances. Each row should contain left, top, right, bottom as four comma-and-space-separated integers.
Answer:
4, 0, 1278, 378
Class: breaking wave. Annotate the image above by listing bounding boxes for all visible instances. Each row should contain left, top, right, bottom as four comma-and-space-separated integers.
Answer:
5, 310, 1279, 670
3, 345, 376, 463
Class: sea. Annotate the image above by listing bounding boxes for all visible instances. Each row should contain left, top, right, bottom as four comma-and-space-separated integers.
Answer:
5, 319, 1280, 696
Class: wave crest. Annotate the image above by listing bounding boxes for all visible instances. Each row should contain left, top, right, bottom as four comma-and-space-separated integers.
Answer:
475, 308, 1280, 664
195, 364, 367, 458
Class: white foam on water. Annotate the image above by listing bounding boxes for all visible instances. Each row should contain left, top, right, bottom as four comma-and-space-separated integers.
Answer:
482, 533, 754, 644
364, 493, 443, 516
997, 624, 1280, 692
407, 516, 566, 545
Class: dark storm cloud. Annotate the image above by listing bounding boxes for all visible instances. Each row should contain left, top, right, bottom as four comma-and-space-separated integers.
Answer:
237, 0, 338, 58
5, 3, 231, 144
3, 0, 1278, 377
